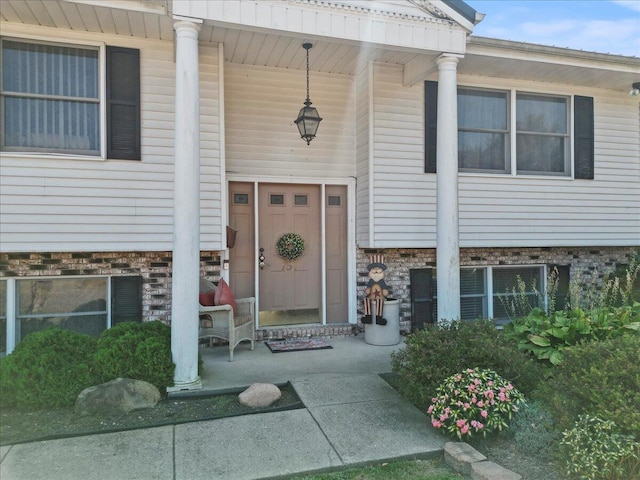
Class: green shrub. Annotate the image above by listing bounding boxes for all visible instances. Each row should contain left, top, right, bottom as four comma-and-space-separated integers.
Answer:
391, 320, 546, 411
510, 401, 560, 457
94, 321, 174, 392
560, 415, 640, 480
428, 368, 525, 439
0, 328, 98, 408
504, 303, 640, 365
536, 334, 640, 438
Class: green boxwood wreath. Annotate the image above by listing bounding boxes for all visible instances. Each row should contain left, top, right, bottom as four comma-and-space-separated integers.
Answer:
276, 233, 305, 261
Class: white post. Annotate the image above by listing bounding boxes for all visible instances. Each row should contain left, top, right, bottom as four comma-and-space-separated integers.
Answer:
171, 19, 202, 390
436, 54, 461, 323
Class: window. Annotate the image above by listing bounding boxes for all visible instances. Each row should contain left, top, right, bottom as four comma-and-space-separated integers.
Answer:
458, 88, 510, 173
1, 38, 140, 160
1, 40, 100, 155
425, 81, 594, 178
16, 277, 108, 341
431, 265, 544, 323
294, 194, 308, 206
492, 266, 544, 322
0, 276, 142, 354
460, 268, 488, 320
516, 93, 569, 175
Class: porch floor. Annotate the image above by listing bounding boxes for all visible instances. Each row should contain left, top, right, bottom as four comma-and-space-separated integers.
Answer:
198, 334, 404, 391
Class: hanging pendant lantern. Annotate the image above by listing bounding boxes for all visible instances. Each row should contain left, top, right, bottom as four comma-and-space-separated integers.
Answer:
294, 43, 322, 145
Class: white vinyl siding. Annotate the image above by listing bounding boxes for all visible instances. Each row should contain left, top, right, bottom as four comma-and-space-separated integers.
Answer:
224, 63, 355, 179
0, 24, 224, 252
369, 63, 640, 248
371, 62, 436, 247
355, 63, 371, 246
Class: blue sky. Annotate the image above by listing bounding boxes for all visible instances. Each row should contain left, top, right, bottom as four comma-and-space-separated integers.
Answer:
468, 0, 640, 56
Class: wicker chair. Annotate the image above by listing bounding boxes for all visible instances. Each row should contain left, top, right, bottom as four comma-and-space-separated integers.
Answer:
198, 279, 255, 361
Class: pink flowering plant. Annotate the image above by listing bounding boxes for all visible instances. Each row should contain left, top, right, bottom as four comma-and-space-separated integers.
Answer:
427, 368, 525, 439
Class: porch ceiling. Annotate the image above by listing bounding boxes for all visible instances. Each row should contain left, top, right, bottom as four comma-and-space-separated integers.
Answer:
2, 0, 637, 90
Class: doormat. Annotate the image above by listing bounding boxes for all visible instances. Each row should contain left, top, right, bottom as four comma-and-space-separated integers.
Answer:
265, 338, 333, 353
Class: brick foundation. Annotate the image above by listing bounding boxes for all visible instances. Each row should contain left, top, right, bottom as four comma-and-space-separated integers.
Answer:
1, 246, 636, 337
357, 246, 638, 332
0, 251, 221, 324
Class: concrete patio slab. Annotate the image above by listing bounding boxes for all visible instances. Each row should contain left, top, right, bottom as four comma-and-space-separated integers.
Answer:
308, 397, 444, 465
0, 445, 11, 463
0, 426, 174, 480
292, 373, 399, 408
198, 336, 403, 391
174, 409, 342, 480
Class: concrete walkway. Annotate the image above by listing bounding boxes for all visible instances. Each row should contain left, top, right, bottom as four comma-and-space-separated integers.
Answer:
0, 336, 445, 480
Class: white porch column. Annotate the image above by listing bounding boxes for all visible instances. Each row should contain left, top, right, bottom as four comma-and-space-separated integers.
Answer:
171, 19, 202, 390
436, 54, 461, 323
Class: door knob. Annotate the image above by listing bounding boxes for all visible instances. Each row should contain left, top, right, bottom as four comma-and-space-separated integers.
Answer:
259, 248, 265, 270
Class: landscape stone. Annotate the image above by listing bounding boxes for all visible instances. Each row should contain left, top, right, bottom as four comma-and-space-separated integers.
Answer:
471, 460, 522, 480
444, 441, 487, 475
75, 377, 161, 416
238, 383, 281, 408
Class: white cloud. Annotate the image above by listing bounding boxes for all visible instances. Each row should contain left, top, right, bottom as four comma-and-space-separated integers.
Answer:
612, 0, 640, 13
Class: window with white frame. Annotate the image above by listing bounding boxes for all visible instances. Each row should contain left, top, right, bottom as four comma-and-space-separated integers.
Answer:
426, 82, 593, 179
1, 37, 141, 160
457, 88, 569, 176
516, 93, 570, 175
432, 265, 545, 323
458, 88, 510, 173
0, 276, 142, 355
1, 39, 100, 155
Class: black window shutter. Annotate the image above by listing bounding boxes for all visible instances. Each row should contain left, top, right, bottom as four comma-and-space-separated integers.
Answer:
549, 265, 570, 312
574, 96, 594, 179
425, 81, 438, 173
410, 268, 434, 331
111, 276, 143, 325
107, 46, 141, 160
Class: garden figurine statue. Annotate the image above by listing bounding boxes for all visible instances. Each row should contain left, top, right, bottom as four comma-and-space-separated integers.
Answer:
362, 254, 390, 325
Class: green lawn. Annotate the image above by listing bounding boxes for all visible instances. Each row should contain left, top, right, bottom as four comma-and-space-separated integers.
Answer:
293, 459, 463, 480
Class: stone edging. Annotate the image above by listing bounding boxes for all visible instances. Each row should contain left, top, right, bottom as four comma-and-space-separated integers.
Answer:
444, 441, 522, 480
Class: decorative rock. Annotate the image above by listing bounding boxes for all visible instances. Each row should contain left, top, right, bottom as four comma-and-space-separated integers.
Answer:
472, 460, 522, 480
444, 442, 487, 476
75, 378, 161, 416
238, 383, 281, 408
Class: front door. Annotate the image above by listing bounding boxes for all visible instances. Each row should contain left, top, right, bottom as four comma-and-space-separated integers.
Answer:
258, 184, 321, 326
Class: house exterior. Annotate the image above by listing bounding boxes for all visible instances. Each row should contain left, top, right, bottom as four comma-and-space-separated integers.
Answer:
1, 0, 638, 388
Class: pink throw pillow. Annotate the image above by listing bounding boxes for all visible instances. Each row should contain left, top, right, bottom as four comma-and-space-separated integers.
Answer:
199, 291, 216, 306
214, 278, 238, 315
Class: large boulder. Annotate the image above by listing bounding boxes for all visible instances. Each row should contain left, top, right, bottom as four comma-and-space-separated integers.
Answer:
75, 378, 161, 416
238, 383, 281, 408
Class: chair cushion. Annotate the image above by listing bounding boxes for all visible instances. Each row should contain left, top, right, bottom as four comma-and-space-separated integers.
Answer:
199, 291, 216, 306
214, 278, 238, 315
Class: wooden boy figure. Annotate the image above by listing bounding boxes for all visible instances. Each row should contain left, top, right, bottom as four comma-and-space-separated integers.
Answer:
362, 254, 390, 326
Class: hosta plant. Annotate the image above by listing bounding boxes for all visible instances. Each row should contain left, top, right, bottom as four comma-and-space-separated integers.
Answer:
427, 368, 525, 439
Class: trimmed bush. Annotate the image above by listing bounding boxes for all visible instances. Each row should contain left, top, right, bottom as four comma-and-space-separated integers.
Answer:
0, 328, 98, 408
391, 320, 546, 411
560, 415, 640, 480
510, 401, 560, 457
94, 321, 175, 392
536, 333, 640, 438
